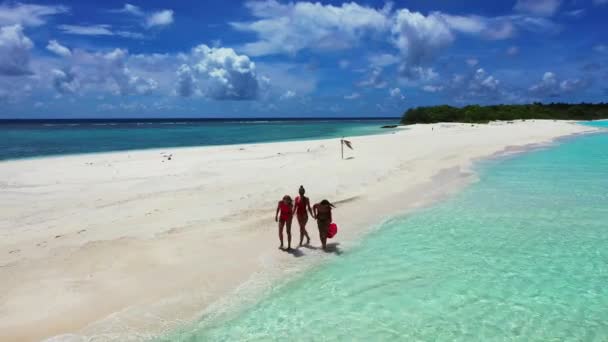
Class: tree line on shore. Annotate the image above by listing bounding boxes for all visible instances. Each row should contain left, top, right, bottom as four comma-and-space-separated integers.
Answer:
400, 103, 608, 125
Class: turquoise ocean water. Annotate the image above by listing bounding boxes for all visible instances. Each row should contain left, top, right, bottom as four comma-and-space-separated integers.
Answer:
165, 125, 608, 341
0, 119, 396, 161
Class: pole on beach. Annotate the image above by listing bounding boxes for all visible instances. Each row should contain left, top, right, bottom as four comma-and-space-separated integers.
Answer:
341, 137, 344, 160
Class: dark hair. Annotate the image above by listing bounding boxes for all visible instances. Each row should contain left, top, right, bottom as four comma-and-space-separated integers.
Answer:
320, 199, 335, 208
299, 185, 305, 194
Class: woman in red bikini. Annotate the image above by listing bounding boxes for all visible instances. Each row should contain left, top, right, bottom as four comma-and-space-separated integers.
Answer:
275, 195, 294, 250
294, 185, 314, 246
313, 199, 335, 250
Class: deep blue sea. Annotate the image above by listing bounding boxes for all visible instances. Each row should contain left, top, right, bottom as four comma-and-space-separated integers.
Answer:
163, 123, 608, 341
0, 119, 397, 161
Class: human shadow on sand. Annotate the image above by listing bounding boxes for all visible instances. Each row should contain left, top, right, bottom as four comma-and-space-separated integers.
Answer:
282, 247, 305, 258
300, 243, 342, 255
324, 242, 343, 255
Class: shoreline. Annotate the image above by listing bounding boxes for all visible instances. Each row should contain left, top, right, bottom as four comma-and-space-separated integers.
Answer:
0, 120, 599, 341
162, 124, 607, 339
0, 119, 398, 163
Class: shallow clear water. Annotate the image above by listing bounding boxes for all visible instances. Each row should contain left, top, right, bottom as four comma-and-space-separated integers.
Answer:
0, 119, 396, 160
166, 130, 608, 341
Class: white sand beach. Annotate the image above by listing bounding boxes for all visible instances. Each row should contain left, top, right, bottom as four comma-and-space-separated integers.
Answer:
0, 121, 599, 341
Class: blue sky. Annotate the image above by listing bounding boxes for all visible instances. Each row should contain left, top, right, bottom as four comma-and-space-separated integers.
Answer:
0, 0, 606, 118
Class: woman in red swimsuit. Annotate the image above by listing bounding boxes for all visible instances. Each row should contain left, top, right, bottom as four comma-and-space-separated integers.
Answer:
294, 185, 313, 246
275, 195, 294, 250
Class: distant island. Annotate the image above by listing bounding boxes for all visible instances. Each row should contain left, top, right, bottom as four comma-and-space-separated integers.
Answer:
401, 103, 608, 125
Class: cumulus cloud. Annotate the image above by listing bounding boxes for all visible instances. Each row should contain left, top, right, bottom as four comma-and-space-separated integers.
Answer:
514, 0, 561, 16
51, 68, 79, 94
48, 48, 159, 96
344, 92, 360, 100
232, 0, 390, 56
46, 40, 71, 57
176, 44, 263, 100
175, 64, 196, 97
0, 25, 34, 76
231, 2, 558, 82
529, 71, 591, 97
0, 3, 68, 27
389, 87, 405, 99
388, 9, 557, 80
391, 9, 453, 79
436, 68, 506, 102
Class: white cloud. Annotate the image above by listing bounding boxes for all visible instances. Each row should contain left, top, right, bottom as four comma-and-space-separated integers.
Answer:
437, 13, 557, 40
422, 85, 444, 93
58, 24, 144, 39
175, 64, 196, 97
115, 30, 146, 39
389, 87, 404, 99
358, 67, 387, 88
121, 3, 144, 16
470, 68, 500, 93
46, 40, 71, 57
59, 24, 113, 36
344, 92, 360, 100
467, 58, 479, 66
0, 3, 68, 27
146, 10, 174, 28
0, 25, 34, 76
51, 68, 79, 94
280, 90, 296, 100
368, 53, 399, 67
529, 71, 591, 97
399, 66, 438, 82
565, 9, 585, 18
442, 68, 506, 102
176, 44, 263, 100
391, 9, 452, 80
514, 0, 561, 16
232, 0, 390, 56
529, 71, 558, 96
338, 59, 350, 69
113, 4, 174, 28
49, 48, 159, 96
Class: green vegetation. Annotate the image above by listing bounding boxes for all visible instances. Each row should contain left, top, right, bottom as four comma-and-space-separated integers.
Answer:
401, 103, 608, 125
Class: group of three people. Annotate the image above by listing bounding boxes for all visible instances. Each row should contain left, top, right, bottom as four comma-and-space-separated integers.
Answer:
275, 185, 335, 251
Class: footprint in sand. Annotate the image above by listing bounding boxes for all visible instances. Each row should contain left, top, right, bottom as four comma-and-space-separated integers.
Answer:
9, 249, 20, 254
55, 234, 63, 239
77, 229, 87, 234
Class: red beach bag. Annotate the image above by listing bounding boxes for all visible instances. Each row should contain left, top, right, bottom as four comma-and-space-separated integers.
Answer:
328, 223, 338, 239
